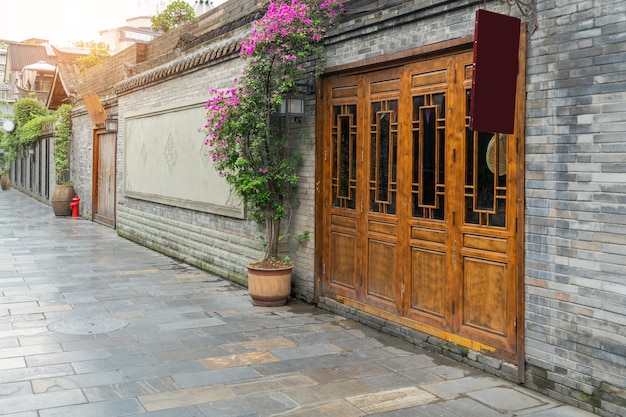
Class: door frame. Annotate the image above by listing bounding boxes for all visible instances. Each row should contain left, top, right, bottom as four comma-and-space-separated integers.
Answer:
315, 36, 526, 379
92, 128, 117, 228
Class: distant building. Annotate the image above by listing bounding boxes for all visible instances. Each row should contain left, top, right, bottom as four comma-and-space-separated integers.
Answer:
0, 42, 9, 102
99, 17, 159, 54
194, 0, 215, 16
3, 42, 56, 104
2, 40, 88, 107
46, 46, 88, 110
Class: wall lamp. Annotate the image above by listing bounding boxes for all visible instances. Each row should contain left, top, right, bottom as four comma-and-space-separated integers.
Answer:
105, 118, 118, 133
278, 79, 315, 117
278, 97, 305, 117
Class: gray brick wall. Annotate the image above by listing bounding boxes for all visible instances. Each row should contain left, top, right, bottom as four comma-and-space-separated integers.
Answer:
69, 108, 94, 219
524, 1, 626, 415
116, 204, 251, 286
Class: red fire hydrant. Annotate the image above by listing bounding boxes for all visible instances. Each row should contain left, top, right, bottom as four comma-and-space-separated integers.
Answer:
70, 195, 80, 218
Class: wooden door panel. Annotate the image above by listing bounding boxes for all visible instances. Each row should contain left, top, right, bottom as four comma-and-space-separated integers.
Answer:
462, 257, 507, 335
460, 256, 515, 352
463, 234, 507, 253
366, 238, 397, 305
410, 248, 446, 319
325, 80, 360, 298
95, 132, 116, 227
457, 51, 517, 355
368, 220, 396, 235
102, 133, 114, 218
404, 56, 454, 330
329, 230, 357, 293
362, 69, 401, 313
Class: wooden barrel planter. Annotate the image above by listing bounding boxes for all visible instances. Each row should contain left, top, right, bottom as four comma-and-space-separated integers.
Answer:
0, 175, 10, 191
51, 184, 76, 216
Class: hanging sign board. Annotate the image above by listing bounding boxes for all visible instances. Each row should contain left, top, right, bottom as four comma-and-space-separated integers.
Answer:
470, 9, 521, 134
84, 92, 108, 127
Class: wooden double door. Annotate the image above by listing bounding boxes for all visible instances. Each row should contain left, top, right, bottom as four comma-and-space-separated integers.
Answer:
320, 50, 523, 360
93, 131, 116, 227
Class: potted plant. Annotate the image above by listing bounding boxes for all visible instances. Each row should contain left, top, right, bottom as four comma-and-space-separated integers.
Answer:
202, 0, 341, 306
0, 167, 9, 191
50, 104, 74, 216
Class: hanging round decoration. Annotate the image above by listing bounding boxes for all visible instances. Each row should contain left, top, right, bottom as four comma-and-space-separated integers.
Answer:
486, 133, 507, 176
2, 119, 15, 132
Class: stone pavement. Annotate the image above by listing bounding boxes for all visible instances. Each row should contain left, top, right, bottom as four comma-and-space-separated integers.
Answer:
0, 189, 598, 417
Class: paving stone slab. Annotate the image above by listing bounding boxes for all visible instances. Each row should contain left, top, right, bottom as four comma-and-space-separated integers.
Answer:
72, 353, 157, 374
0, 388, 86, 414
38, 397, 145, 417
25, 348, 111, 367
269, 400, 363, 417
270, 343, 343, 361
376, 354, 438, 372
401, 367, 447, 384
222, 337, 297, 354
0, 381, 32, 397
523, 406, 600, 417
138, 384, 235, 412
422, 376, 509, 400
227, 373, 318, 396
369, 402, 458, 417
3, 412, 38, 417
0, 363, 75, 384
83, 377, 181, 402
122, 360, 209, 382
467, 386, 546, 412
347, 386, 439, 414
31, 371, 126, 393
439, 397, 512, 417
359, 371, 423, 392
48, 317, 128, 335
284, 379, 375, 406
173, 366, 262, 389
201, 351, 281, 370
321, 361, 391, 381
153, 345, 231, 363
0, 357, 26, 371
196, 392, 299, 417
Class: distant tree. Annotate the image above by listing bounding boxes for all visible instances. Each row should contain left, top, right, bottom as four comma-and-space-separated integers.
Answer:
73, 40, 109, 50
74, 41, 111, 72
151, 0, 196, 33
13, 97, 47, 127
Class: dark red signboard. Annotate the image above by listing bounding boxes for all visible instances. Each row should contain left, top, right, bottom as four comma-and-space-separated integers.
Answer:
470, 9, 521, 134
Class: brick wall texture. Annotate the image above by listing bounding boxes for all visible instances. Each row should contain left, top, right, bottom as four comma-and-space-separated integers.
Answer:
522, 1, 626, 415
68, 1, 625, 416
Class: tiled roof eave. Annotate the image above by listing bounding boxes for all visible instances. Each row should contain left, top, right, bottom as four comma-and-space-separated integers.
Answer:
114, 35, 245, 95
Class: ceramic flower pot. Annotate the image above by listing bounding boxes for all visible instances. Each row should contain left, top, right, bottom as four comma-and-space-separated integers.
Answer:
247, 262, 293, 307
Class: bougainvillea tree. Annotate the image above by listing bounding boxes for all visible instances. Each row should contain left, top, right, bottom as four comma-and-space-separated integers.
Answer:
202, 0, 342, 263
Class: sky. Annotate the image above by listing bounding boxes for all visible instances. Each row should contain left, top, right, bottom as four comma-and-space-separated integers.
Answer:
0, 0, 227, 46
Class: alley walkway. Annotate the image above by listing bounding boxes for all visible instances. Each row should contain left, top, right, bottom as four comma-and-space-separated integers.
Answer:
0, 189, 598, 417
